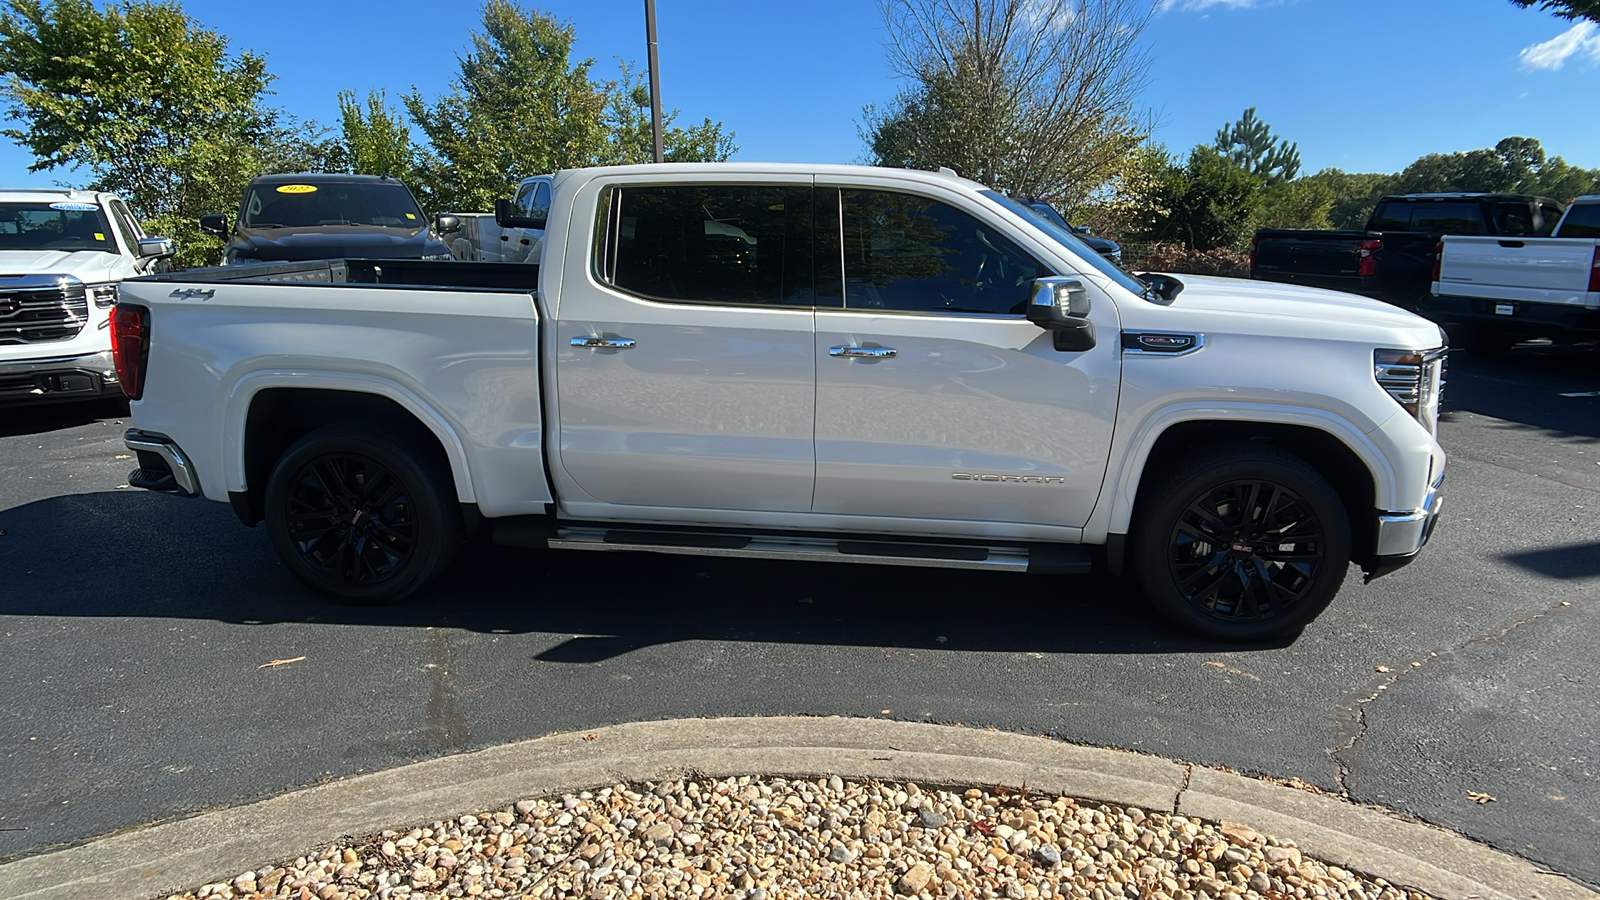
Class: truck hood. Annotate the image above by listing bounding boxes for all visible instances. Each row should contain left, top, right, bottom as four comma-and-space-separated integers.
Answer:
0, 249, 125, 283
229, 226, 448, 262
1137, 274, 1446, 347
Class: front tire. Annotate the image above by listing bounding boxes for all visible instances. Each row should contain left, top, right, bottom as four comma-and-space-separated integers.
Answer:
1131, 443, 1351, 641
264, 426, 463, 604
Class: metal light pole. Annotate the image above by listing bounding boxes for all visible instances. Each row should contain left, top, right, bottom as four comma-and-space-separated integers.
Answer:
645, 0, 664, 164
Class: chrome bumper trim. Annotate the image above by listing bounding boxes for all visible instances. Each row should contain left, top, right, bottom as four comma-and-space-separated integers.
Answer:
0, 349, 116, 378
124, 430, 200, 497
1375, 472, 1445, 558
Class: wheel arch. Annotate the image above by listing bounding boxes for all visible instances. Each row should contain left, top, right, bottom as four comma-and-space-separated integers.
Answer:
1098, 406, 1391, 574
226, 376, 475, 526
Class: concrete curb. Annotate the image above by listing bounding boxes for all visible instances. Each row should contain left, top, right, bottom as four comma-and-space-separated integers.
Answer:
1, 717, 1590, 900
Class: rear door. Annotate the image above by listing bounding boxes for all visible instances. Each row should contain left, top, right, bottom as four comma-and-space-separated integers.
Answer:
810, 183, 1120, 532
553, 177, 820, 516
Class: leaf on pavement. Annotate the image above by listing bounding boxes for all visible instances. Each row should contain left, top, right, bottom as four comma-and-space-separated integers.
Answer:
1467, 791, 1495, 804
258, 656, 307, 669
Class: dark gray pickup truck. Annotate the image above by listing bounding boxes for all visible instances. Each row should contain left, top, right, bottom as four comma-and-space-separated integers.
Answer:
1250, 193, 1565, 310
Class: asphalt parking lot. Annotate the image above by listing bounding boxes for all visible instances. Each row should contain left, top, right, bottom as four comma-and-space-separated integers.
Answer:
1, 344, 1596, 890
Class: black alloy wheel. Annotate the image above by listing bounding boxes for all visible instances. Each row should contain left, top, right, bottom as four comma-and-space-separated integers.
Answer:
265, 426, 462, 604
1166, 480, 1324, 623
1133, 443, 1350, 641
282, 454, 418, 586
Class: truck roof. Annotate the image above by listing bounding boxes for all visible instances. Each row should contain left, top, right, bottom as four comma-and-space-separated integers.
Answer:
1379, 192, 1559, 202
553, 162, 989, 191
248, 173, 406, 185
0, 188, 110, 204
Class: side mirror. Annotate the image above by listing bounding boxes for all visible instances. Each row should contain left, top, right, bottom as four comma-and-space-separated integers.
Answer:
434, 214, 462, 235
1027, 277, 1096, 352
1072, 225, 1093, 236
495, 198, 546, 230
137, 237, 175, 259
198, 214, 228, 238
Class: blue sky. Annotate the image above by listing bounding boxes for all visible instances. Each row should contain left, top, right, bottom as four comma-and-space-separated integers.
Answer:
2, 0, 1597, 189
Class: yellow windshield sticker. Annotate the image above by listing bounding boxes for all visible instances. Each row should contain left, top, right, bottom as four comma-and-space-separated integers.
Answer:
94, 232, 106, 241
276, 184, 318, 194
405, 213, 417, 220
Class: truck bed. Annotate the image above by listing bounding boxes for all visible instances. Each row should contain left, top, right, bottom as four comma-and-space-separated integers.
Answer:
133, 258, 541, 291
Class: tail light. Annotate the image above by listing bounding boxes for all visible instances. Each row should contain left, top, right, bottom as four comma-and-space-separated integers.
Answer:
1590, 247, 1600, 293
1432, 240, 1444, 283
110, 304, 149, 400
1357, 239, 1382, 278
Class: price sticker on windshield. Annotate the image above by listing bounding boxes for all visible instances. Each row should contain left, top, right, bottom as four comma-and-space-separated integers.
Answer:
1495, 303, 1515, 316
276, 184, 318, 194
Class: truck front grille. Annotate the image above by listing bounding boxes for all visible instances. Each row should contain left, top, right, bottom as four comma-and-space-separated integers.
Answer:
0, 276, 88, 345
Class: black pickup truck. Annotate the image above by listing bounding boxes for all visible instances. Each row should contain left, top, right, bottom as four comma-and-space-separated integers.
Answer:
1250, 193, 1565, 310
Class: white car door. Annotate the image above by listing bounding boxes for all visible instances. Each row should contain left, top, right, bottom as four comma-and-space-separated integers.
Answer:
811, 184, 1120, 531
553, 177, 820, 516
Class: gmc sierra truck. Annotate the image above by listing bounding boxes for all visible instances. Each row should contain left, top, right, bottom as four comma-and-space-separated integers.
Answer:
0, 189, 173, 405
113, 164, 1447, 641
1251, 193, 1563, 311
1427, 195, 1600, 356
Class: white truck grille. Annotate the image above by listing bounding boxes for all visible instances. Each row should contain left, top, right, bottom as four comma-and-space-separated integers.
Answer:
0, 276, 89, 345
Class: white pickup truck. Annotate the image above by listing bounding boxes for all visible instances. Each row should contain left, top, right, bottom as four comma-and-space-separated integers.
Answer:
0, 189, 174, 404
113, 164, 1447, 640
1428, 195, 1600, 356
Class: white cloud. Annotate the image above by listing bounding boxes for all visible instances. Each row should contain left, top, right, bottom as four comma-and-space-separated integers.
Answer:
1156, 0, 1275, 12
1518, 21, 1600, 71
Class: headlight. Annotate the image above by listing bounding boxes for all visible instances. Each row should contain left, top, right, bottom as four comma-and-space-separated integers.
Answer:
1375, 347, 1447, 434
87, 283, 118, 308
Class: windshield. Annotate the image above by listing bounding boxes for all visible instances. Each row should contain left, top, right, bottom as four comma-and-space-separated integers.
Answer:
0, 202, 116, 253
981, 191, 1150, 296
241, 182, 426, 229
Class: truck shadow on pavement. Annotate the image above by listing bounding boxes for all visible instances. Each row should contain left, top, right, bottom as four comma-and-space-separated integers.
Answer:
1441, 343, 1600, 441
0, 399, 129, 439
0, 490, 1286, 657
1502, 540, 1600, 579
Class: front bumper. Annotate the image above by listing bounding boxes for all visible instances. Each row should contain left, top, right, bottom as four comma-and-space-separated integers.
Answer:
1366, 471, 1444, 582
124, 429, 201, 497
0, 350, 119, 404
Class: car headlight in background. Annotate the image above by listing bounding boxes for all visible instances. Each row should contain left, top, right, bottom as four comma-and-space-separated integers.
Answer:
87, 283, 118, 309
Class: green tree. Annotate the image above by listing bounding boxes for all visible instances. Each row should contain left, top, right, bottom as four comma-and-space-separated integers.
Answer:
1509, 0, 1600, 21
1214, 107, 1300, 183
1391, 137, 1599, 200
1256, 178, 1334, 230
1143, 146, 1263, 251
404, 1, 735, 213
600, 62, 735, 165
863, 0, 1155, 209
0, 0, 336, 268
1303, 169, 1397, 230
339, 89, 412, 178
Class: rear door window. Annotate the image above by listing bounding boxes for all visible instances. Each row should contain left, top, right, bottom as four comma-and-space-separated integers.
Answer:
1493, 202, 1535, 236
1556, 203, 1600, 239
596, 184, 814, 307
1407, 202, 1484, 235
1369, 203, 1411, 231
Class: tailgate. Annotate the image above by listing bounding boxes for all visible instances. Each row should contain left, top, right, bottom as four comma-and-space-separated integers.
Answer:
1436, 236, 1600, 308
1253, 231, 1370, 277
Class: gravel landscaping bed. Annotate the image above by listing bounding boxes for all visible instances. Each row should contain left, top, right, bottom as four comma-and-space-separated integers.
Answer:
167, 776, 1437, 900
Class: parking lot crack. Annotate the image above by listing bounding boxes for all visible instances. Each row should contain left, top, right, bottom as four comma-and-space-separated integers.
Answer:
1329, 597, 1576, 796
425, 628, 471, 751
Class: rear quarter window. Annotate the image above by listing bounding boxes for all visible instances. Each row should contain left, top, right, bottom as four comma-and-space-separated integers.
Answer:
1556, 203, 1600, 239
1407, 202, 1484, 235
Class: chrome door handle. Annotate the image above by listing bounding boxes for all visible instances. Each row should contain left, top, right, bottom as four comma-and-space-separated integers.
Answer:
829, 346, 897, 359
571, 336, 636, 350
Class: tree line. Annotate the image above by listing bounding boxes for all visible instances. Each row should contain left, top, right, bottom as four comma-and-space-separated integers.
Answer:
2, 0, 1594, 269
0, 0, 735, 268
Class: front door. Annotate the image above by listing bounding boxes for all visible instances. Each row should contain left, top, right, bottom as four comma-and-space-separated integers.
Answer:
812, 186, 1119, 530
555, 178, 819, 515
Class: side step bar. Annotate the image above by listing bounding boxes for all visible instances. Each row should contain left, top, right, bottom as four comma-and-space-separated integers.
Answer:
518, 526, 1091, 574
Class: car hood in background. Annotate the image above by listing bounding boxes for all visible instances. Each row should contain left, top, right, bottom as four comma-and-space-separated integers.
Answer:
1079, 234, 1120, 255
0, 249, 126, 283
229, 226, 447, 262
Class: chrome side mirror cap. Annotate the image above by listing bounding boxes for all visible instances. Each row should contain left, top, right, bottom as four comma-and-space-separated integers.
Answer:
434, 214, 462, 235
137, 237, 176, 259
1027, 277, 1096, 352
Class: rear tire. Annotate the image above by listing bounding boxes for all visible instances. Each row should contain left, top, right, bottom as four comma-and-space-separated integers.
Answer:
264, 425, 462, 604
1131, 443, 1351, 641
